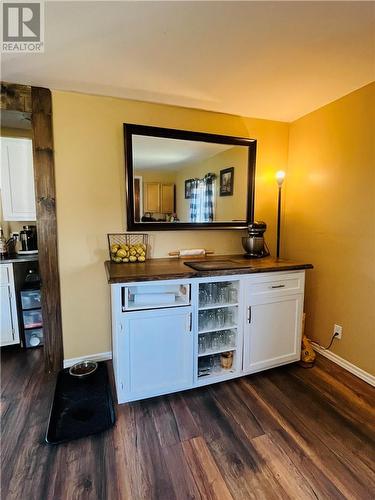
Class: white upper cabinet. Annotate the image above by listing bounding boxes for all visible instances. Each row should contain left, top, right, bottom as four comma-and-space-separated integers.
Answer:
0, 137, 36, 221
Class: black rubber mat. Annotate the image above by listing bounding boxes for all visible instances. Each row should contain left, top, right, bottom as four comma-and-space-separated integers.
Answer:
46, 362, 115, 444
184, 260, 252, 271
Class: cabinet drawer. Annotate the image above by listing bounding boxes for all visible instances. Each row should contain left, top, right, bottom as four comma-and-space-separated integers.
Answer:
122, 282, 191, 311
25, 328, 43, 348
21, 290, 41, 310
0, 265, 10, 285
23, 309, 43, 329
248, 273, 304, 298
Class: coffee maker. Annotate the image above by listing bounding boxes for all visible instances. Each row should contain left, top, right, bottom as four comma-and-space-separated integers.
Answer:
242, 221, 270, 258
19, 225, 38, 254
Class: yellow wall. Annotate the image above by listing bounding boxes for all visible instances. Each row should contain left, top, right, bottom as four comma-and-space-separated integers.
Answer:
52, 91, 289, 359
175, 146, 248, 222
285, 82, 375, 375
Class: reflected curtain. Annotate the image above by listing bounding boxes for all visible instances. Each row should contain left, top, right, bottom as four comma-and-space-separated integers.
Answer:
189, 173, 215, 222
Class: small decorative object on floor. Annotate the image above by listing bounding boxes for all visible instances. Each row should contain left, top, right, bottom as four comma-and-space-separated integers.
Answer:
220, 351, 234, 369
299, 313, 316, 367
108, 233, 148, 263
46, 362, 115, 444
168, 248, 214, 258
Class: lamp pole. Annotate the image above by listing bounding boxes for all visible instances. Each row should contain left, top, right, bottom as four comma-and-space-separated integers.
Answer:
276, 185, 282, 258
275, 171, 285, 259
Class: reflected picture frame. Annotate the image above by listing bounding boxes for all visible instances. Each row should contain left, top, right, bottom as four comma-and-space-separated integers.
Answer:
185, 179, 193, 199
220, 167, 234, 196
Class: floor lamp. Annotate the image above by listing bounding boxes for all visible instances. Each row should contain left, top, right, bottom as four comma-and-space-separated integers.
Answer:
276, 170, 285, 259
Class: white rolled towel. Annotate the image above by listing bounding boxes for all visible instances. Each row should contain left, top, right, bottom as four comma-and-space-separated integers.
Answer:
179, 248, 206, 257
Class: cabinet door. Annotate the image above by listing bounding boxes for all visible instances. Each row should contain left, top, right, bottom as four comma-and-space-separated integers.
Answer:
144, 182, 160, 213
243, 293, 303, 373
161, 183, 175, 213
0, 138, 36, 221
0, 285, 15, 346
121, 307, 193, 399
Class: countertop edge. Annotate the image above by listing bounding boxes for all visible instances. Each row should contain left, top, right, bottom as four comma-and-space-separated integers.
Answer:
0, 255, 39, 264
105, 259, 313, 284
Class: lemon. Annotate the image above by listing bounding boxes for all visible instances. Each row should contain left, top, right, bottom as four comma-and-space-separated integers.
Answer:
111, 244, 119, 254
129, 256, 137, 262
112, 256, 122, 263
137, 255, 145, 262
116, 249, 127, 258
122, 257, 129, 263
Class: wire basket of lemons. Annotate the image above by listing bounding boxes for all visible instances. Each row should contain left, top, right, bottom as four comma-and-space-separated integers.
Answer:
108, 233, 148, 263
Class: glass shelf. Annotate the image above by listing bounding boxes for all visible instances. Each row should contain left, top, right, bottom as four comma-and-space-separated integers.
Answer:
198, 367, 236, 379
198, 346, 236, 357
198, 324, 238, 334
198, 302, 238, 311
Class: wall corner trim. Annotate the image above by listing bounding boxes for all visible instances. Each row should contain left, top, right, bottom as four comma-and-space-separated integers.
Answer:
312, 343, 375, 387
63, 351, 112, 369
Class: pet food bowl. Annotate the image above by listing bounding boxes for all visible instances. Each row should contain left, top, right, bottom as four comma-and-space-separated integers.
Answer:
69, 361, 98, 378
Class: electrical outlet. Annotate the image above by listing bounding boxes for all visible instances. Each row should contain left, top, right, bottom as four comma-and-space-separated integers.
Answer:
333, 324, 342, 340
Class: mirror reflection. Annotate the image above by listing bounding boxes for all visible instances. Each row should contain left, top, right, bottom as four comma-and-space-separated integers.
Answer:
132, 135, 249, 223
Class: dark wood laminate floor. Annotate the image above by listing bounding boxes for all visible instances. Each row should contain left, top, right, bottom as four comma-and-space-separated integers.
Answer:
1, 348, 374, 500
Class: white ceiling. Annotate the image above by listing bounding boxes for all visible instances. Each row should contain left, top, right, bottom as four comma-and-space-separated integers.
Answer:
133, 135, 234, 171
2, 1, 374, 122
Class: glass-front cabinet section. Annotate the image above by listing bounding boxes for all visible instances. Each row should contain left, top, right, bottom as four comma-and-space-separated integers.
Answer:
196, 279, 241, 381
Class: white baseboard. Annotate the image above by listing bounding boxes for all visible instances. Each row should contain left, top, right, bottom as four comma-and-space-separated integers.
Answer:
312, 343, 375, 387
63, 351, 112, 369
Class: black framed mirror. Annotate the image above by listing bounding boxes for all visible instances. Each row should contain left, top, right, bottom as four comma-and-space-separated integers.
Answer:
124, 124, 257, 231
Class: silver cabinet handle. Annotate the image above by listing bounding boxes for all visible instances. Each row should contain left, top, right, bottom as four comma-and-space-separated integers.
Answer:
187, 312, 193, 332
270, 284, 286, 289
248, 306, 252, 324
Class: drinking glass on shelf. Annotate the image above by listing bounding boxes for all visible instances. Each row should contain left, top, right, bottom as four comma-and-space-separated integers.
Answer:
217, 284, 227, 304
200, 311, 205, 330
207, 310, 215, 329
228, 330, 236, 347
198, 336, 205, 354
209, 355, 215, 373
225, 308, 234, 327
211, 332, 219, 350
228, 286, 238, 304
213, 355, 221, 373
217, 308, 225, 328
199, 287, 207, 307
222, 330, 229, 347
206, 283, 215, 305
205, 333, 212, 351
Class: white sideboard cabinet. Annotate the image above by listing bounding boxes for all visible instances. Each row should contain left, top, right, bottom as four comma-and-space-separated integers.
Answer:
111, 271, 305, 404
0, 137, 36, 221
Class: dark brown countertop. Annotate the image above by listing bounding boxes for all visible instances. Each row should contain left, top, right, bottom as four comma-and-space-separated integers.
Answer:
0, 254, 39, 265
105, 255, 313, 284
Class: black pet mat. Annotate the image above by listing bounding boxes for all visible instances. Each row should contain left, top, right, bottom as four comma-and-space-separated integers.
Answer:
46, 362, 115, 444
184, 260, 252, 271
